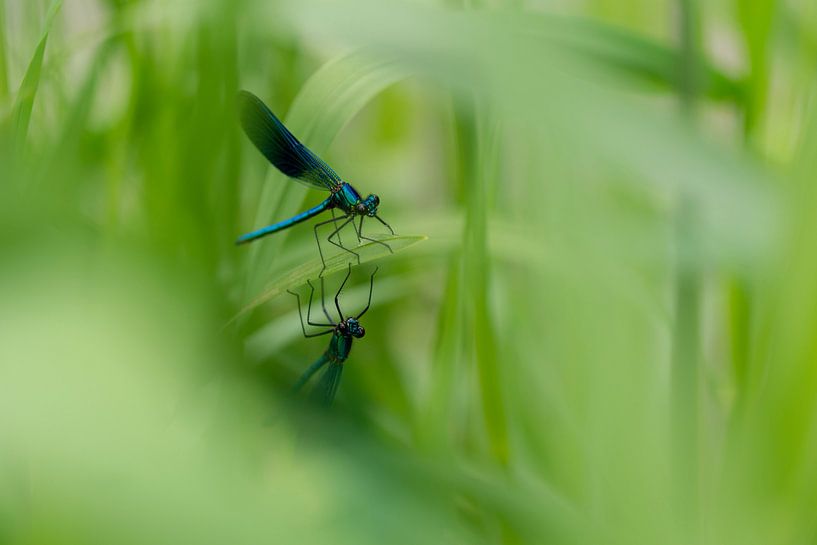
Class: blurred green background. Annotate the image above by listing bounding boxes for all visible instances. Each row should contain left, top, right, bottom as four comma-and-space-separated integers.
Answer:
2, 0, 817, 543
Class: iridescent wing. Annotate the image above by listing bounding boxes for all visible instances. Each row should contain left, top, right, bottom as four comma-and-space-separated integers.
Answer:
238, 91, 341, 190
312, 361, 344, 407
292, 354, 330, 393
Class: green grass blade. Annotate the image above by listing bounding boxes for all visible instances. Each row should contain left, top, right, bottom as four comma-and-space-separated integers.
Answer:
737, 0, 778, 134
38, 41, 114, 186
462, 105, 509, 467
10, 0, 62, 149
522, 14, 740, 102
418, 253, 464, 451
670, 0, 704, 538
234, 234, 426, 323
0, 0, 8, 102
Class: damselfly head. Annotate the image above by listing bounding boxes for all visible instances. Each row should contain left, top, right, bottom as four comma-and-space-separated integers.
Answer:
343, 318, 365, 338
361, 194, 380, 217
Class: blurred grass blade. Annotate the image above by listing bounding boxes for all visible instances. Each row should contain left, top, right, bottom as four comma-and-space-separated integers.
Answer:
419, 253, 464, 451
37, 40, 114, 189
7, 0, 817, 543
462, 105, 508, 466
0, 0, 8, 102
671, 0, 703, 538
525, 14, 740, 101
737, 0, 778, 134
236, 235, 426, 323
244, 51, 411, 299
10, 0, 62, 149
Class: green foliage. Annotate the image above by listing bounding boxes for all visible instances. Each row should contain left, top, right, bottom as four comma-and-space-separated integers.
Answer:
1, 1, 815, 544
9, 0, 61, 147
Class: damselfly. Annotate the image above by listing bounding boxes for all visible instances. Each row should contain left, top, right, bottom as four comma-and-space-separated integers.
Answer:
236, 91, 394, 272
287, 264, 377, 406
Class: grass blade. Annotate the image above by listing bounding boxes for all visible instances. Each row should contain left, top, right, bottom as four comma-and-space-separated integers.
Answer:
0, 0, 8, 102
671, 0, 703, 539
418, 252, 464, 451
10, 0, 63, 149
461, 104, 508, 467
737, 0, 778, 134
524, 14, 740, 102
234, 234, 426, 323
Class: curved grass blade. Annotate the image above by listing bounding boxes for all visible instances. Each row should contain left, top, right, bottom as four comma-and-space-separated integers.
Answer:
520, 14, 741, 102
10, 0, 63, 148
0, 0, 8, 101
233, 234, 426, 323
737, 0, 776, 131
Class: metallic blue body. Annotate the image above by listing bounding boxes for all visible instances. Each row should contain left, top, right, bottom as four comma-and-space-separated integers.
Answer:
235, 91, 389, 249
336, 184, 362, 210
235, 198, 333, 245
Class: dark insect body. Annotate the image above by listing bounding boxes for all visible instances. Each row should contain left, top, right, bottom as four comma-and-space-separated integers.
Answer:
287, 264, 377, 406
236, 90, 394, 273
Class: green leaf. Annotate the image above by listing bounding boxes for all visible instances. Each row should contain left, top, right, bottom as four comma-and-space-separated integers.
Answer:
11, 0, 63, 148
234, 234, 426, 323
736, 0, 778, 133
0, 0, 8, 102
525, 14, 740, 102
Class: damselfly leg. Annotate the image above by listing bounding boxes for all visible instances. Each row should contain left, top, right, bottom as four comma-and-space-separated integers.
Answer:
287, 285, 333, 338
355, 216, 394, 256
313, 214, 359, 277
334, 263, 353, 318
356, 266, 378, 319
